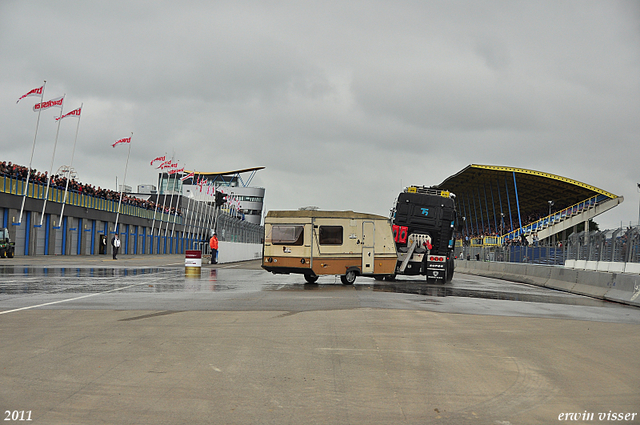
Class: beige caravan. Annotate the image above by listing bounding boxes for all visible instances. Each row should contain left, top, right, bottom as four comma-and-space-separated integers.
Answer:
262, 210, 397, 284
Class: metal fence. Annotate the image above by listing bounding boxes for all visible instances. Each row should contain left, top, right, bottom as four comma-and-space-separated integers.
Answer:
215, 212, 263, 244
455, 226, 640, 266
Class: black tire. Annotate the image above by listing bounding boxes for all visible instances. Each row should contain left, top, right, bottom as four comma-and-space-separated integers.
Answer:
447, 258, 455, 282
7, 249, 14, 258
340, 270, 357, 285
304, 274, 319, 284
0, 249, 5, 258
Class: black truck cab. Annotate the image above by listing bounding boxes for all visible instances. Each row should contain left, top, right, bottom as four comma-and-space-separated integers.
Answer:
390, 186, 458, 283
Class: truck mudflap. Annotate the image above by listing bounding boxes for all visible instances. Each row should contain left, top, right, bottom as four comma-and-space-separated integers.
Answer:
425, 255, 449, 282
426, 263, 446, 280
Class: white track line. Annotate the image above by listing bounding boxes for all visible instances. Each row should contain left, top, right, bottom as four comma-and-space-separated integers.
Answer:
0, 280, 152, 315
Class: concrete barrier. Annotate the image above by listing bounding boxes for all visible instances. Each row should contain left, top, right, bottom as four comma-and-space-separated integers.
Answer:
523, 264, 553, 287
454, 259, 639, 308
606, 274, 640, 307
572, 270, 613, 299
501, 262, 525, 282
546, 267, 578, 292
564, 259, 576, 269
574, 260, 587, 270
585, 261, 598, 271
607, 262, 625, 273
624, 263, 640, 274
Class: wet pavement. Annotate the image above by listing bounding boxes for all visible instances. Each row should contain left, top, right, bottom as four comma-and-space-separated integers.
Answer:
1, 259, 638, 323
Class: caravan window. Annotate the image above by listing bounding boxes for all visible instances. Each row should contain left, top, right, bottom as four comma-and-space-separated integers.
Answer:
271, 225, 304, 245
319, 226, 343, 245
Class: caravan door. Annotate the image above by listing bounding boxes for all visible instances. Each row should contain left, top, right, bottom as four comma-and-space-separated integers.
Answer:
362, 221, 374, 274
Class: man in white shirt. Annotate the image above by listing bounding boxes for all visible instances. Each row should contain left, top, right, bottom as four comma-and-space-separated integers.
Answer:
111, 234, 121, 260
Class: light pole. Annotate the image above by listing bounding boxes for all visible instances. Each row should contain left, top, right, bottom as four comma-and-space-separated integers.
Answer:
548, 200, 555, 247
637, 183, 640, 228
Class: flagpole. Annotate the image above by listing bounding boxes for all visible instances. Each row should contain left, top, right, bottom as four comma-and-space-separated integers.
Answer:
163, 168, 178, 251
183, 196, 195, 249
206, 184, 216, 235
184, 172, 198, 249
41, 94, 65, 227
18, 80, 46, 225
149, 152, 166, 253
191, 196, 203, 243
157, 166, 170, 253
59, 104, 82, 225
114, 132, 133, 234
175, 168, 189, 250
171, 165, 187, 239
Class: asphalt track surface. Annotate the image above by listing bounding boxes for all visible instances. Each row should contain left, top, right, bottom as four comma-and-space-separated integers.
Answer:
1, 255, 639, 425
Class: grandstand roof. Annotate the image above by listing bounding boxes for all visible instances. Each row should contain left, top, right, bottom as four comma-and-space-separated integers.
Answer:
435, 164, 619, 225
185, 166, 265, 177
177, 166, 265, 188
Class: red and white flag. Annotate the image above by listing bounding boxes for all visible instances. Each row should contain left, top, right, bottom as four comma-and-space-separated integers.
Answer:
112, 137, 131, 148
168, 167, 185, 175
17, 85, 44, 103
33, 96, 64, 112
180, 171, 195, 181
55, 106, 82, 121
156, 160, 178, 170
150, 155, 166, 166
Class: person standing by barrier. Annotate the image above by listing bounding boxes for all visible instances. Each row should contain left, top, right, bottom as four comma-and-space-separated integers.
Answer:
209, 233, 218, 264
111, 234, 120, 260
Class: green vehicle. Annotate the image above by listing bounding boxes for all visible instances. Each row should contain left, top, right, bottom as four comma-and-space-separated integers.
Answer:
0, 228, 15, 258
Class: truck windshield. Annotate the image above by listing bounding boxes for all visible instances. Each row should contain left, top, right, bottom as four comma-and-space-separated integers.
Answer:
270, 225, 304, 245
0, 229, 7, 240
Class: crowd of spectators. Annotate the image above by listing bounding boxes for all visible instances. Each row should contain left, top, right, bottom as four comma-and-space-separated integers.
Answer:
1, 160, 181, 216
460, 206, 570, 244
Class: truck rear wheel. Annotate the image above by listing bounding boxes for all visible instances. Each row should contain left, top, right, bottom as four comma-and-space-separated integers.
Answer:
446, 258, 454, 282
7, 249, 14, 258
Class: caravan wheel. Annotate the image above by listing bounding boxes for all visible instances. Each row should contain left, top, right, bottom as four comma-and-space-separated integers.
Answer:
340, 270, 357, 285
304, 274, 319, 284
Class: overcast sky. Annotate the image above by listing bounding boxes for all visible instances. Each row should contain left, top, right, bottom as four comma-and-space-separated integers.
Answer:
1, 1, 639, 228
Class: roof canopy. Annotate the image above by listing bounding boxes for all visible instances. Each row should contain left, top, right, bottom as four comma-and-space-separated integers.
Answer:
185, 166, 265, 177
435, 164, 618, 231
179, 166, 265, 188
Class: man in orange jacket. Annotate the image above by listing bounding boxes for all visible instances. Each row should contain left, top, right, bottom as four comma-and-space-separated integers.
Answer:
209, 233, 219, 264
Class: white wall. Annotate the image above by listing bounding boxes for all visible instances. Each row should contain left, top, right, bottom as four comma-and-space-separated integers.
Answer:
216, 241, 262, 264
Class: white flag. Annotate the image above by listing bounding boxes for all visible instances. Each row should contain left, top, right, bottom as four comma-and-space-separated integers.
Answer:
17, 85, 44, 103
33, 96, 64, 112
55, 106, 82, 121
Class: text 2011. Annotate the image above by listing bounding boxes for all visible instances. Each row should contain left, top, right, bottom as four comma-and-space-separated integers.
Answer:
4, 411, 32, 421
